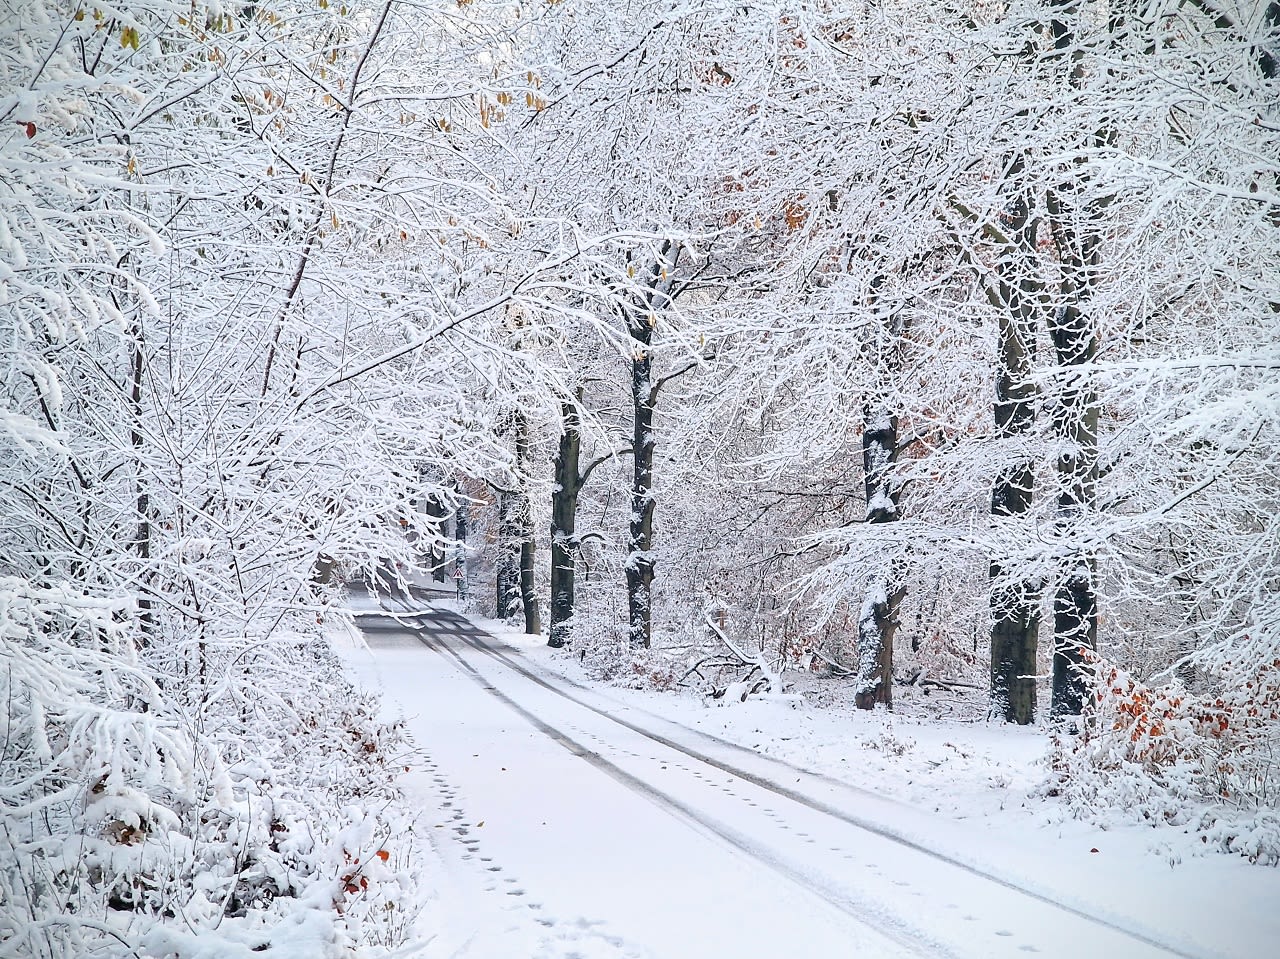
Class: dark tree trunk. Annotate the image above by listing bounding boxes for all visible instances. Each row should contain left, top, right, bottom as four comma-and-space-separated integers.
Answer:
626, 333, 656, 650
495, 486, 521, 619
1052, 556, 1097, 716
453, 492, 468, 601
494, 410, 540, 633
1047, 286, 1100, 718
422, 495, 448, 582
855, 408, 904, 710
988, 153, 1043, 725
519, 525, 541, 635
1046, 7, 1103, 718
549, 395, 582, 648
129, 325, 153, 639
514, 410, 541, 635
623, 241, 679, 650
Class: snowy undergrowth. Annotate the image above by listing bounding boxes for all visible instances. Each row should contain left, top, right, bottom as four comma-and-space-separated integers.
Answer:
669, 676, 1043, 820
1, 589, 428, 959
457, 603, 1280, 873
676, 659, 1280, 866
487, 611, 1277, 868
479, 610, 1040, 821
1047, 653, 1280, 866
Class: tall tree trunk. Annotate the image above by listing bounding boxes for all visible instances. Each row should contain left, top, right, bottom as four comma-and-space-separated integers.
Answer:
624, 241, 679, 650
549, 394, 582, 648
514, 410, 541, 635
989, 152, 1043, 725
626, 329, 655, 650
453, 489, 468, 602
519, 520, 541, 635
1046, 7, 1103, 718
494, 410, 540, 633
855, 408, 904, 710
495, 485, 521, 619
1046, 257, 1100, 718
129, 323, 153, 639
423, 495, 448, 582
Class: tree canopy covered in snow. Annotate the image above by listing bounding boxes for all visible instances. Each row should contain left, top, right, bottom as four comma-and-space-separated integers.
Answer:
1, 0, 1278, 954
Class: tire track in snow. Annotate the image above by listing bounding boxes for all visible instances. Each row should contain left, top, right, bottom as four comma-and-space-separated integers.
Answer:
405, 621, 944, 959
402, 606, 1211, 959
358, 610, 650, 958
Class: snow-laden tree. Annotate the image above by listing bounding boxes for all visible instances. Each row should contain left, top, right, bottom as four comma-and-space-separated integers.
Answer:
602, 1, 1000, 704
0, 0, 557, 953
551, 0, 1280, 754
1017, 0, 1280, 838
450, 0, 747, 652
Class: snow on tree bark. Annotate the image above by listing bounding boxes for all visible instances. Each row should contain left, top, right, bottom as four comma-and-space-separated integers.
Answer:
550, 394, 583, 648
1045, 4, 1104, 719
987, 150, 1043, 726
624, 241, 680, 650
856, 408, 904, 711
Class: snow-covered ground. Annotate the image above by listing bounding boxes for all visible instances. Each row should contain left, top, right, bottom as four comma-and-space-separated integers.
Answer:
333, 593, 1280, 959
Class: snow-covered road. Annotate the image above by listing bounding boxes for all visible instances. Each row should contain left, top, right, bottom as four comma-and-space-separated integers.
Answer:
346, 604, 1237, 959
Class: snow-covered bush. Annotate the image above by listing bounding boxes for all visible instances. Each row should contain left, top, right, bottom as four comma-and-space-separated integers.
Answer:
1048, 648, 1280, 865
138, 634, 425, 959
0, 582, 425, 957
0, 579, 187, 957
1, 2, 464, 954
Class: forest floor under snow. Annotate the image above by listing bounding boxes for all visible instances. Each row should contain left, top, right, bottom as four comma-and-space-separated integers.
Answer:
332, 593, 1279, 959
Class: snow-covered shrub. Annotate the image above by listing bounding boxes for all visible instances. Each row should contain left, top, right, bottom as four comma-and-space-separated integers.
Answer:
1047, 653, 1280, 864
0, 578, 189, 958
139, 633, 425, 958
0, 585, 426, 958
2, 2, 456, 953
558, 612, 633, 683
